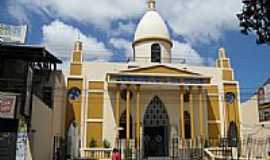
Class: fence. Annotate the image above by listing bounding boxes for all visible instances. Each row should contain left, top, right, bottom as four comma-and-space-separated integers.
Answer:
81, 148, 112, 159
136, 137, 270, 160
240, 137, 270, 159
76, 137, 270, 160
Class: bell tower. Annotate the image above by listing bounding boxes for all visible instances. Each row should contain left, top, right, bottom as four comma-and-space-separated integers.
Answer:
216, 48, 234, 81
133, 0, 173, 64
70, 40, 83, 76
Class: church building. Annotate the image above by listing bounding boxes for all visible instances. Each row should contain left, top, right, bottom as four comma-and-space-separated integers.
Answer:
66, 0, 241, 158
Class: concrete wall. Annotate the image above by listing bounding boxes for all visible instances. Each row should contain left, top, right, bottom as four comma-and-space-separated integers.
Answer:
134, 40, 171, 63
241, 96, 270, 138
31, 71, 66, 160
31, 95, 53, 160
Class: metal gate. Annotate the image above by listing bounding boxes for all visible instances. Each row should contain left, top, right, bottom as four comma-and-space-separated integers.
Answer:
0, 132, 17, 160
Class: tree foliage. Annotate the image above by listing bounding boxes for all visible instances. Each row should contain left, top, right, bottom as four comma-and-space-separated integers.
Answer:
237, 0, 270, 44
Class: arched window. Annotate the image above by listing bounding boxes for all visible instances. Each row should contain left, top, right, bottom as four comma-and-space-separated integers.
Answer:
184, 111, 191, 139
119, 110, 133, 139
151, 43, 161, 63
228, 121, 238, 147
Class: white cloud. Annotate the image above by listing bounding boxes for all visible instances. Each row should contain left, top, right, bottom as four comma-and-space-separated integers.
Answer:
42, 20, 113, 61
8, 0, 145, 29
42, 20, 113, 75
159, 0, 241, 43
172, 41, 204, 65
111, 21, 137, 37
109, 38, 133, 58
8, 0, 241, 43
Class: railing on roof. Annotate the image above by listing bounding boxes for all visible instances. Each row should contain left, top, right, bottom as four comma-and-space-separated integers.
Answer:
59, 55, 215, 67
81, 148, 112, 159
127, 57, 187, 64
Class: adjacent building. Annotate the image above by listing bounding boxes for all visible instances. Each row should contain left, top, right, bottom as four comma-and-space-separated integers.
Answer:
0, 44, 66, 160
66, 0, 241, 159
241, 79, 270, 159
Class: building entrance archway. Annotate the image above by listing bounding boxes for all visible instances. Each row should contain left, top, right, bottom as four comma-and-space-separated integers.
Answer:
228, 121, 238, 147
119, 110, 133, 139
143, 96, 169, 158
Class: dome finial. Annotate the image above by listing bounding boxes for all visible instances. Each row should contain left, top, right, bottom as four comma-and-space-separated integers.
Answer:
147, 0, 156, 11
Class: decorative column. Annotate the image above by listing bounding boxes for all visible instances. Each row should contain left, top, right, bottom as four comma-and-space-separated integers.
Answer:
115, 84, 120, 147
179, 86, 185, 139
198, 86, 204, 138
189, 86, 195, 139
136, 85, 141, 150
126, 85, 131, 150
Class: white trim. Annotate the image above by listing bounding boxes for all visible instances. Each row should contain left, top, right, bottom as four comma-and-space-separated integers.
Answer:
83, 75, 87, 149
79, 76, 85, 152
81, 147, 113, 151
86, 119, 103, 123
221, 68, 233, 71
236, 83, 243, 138
223, 81, 239, 85
70, 62, 82, 65
68, 76, 84, 79
208, 120, 222, 124
80, 62, 86, 150
207, 93, 219, 96
107, 72, 210, 79
88, 90, 104, 93
108, 81, 216, 87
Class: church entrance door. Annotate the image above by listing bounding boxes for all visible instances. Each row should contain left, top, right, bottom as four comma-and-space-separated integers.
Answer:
143, 96, 169, 158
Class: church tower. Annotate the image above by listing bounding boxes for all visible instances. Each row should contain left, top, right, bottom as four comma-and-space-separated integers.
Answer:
133, 0, 173, 63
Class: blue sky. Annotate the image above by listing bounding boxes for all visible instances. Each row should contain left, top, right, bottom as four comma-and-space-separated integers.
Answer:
1, 0, 270, 101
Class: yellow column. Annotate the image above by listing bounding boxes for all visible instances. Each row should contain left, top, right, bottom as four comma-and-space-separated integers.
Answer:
189, 86, 195, 139
179, 86, 185, 139
126, 85, 131, 150
115, 84, 120, 147
136, 85, 141, 150
198, 86, 204, 137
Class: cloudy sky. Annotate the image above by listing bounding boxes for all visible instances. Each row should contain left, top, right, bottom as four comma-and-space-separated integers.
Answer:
1, 0, 270, 101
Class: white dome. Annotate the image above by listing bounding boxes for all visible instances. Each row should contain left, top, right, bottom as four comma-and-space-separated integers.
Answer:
134, 11, 171, 43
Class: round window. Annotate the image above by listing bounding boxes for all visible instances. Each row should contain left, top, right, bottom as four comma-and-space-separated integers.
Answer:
225, 92, 236, 104
68, 87, 81, 101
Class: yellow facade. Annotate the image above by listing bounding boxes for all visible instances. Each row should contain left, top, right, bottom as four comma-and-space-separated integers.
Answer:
67, 79, 83, 124
206, 86, 220, 121
70, 63, 82, 76
88, 92, 104, 119
208, 123, 221, 139
224, 83, 241, 138
207, 96, 220, 121
89, 81, 104, 90
223, 70, 234, 81
87, 122, 103, 147
66, 41, 242, 160
123, 65, 200, 76
73, 51, 82, 62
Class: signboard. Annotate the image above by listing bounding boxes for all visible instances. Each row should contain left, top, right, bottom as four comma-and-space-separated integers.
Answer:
0, 23, 27, 44
0, 94, 16, 119
258, 80, 270, 122
16, 119, 32, 160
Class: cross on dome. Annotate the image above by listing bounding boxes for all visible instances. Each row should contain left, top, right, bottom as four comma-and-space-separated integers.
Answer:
148, 0, 156, 10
